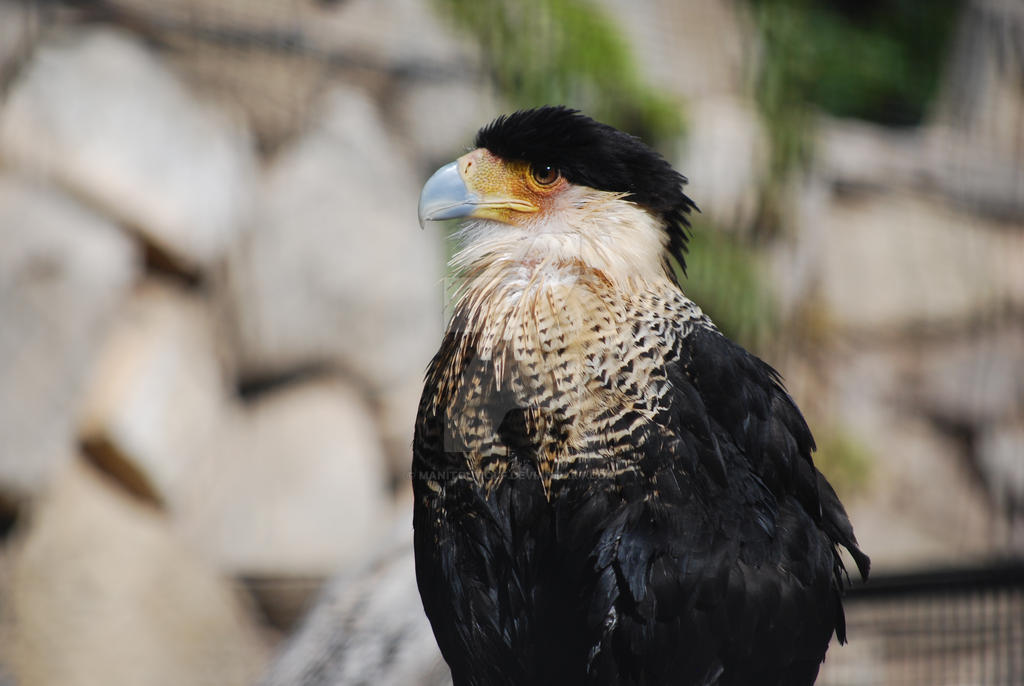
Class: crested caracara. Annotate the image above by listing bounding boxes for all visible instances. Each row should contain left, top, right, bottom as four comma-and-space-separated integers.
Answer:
413, 106, 869, 686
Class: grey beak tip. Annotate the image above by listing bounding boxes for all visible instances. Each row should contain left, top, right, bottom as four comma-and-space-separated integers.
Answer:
418, 161, 477, 227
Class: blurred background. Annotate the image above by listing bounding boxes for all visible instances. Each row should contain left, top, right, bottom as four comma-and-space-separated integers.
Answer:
0, 0, 1021, 684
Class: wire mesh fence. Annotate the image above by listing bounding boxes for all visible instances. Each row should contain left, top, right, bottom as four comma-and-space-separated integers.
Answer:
820, 561, 1024, 686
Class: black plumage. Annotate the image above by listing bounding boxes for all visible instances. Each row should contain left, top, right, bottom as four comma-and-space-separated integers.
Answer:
413, 106, 868, 686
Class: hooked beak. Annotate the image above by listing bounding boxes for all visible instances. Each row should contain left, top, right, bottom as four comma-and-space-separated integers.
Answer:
418, 150, 540, 229
417, 161, 477, 228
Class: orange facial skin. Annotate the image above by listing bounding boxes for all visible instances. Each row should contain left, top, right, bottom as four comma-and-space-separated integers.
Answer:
457, 148, 569, 225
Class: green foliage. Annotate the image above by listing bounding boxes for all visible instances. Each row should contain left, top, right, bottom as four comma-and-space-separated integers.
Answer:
679, 219, 778, 351
813, 425, 873, 499
432, 0, 683, 143
752, 1, 819, 181
750, 0, 964, 126
749, 0, 962, 233
748, 0, 963, 229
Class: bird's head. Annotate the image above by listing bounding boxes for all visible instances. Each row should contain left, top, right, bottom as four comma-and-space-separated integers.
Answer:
419, 106, 697, 284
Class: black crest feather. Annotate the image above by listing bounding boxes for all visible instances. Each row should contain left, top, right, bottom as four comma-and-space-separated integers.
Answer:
475, 106, 698, 275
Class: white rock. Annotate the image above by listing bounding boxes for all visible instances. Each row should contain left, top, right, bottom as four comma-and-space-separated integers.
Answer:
817, 341, 1001, 570
0, 28, 256, 272
934, 0, 1024, 151
303, 0, 479, 68
175, 379, 391, 577
76, 282, 230, 505
810, 191, 1024, 332
781, 322, 1017, 570
0, 2, 36, 79
593, 0, 753, 100
260, 523, 450, 686
103, 0, 477, 71
840, 418, 997, 571
976, 421, 1024, 546
819, 118, 1024, 220
909, 325, 1024, 426
678, 97, 768, 231
168, 41, 329, 152
0, 459, 269, 686
0, 177, 138, 500
372, 377, 427, 485
817, 118, 929, 192
393, 79, 505, 169
224, 86, 444, 392
924, 124, 1024, 221
766, 173, 832, 317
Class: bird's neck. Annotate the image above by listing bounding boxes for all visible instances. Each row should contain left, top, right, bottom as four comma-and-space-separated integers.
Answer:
450, 190, 670, 284
442, 209, 686, 429
449, 243, 681, 389
439, 252, 702, 494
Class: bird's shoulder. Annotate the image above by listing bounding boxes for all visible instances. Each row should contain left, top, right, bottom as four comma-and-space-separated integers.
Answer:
652, 299, 868, 572
564, 298, 869, 683
664, 318, 818, 503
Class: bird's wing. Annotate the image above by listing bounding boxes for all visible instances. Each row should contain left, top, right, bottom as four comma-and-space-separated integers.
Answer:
669, 324, 869, 580
413, 325, 552, 686
578, 323, 869, 684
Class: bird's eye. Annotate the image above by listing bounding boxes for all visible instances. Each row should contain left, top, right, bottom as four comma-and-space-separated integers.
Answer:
531, 164, 560, 186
